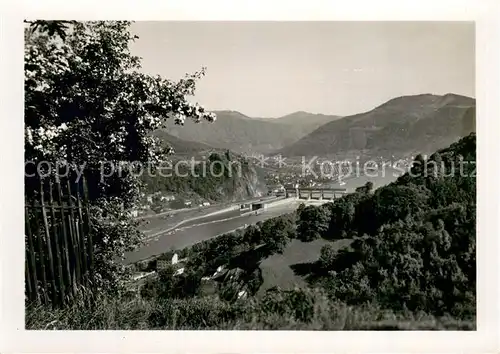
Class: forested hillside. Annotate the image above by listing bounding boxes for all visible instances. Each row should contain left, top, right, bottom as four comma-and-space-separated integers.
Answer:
141, 151, 267, 202
298, 132, 476, 318
278, 93, 476, 157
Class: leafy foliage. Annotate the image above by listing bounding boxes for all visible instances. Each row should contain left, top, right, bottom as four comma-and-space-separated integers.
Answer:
311, 133, 476, 318
318, 244, 339, 270
296, 204, 331, 242
25, 21, 215, 290
140, 266, 202, 300
259, 214, 296, 254
324, 207, 475, 317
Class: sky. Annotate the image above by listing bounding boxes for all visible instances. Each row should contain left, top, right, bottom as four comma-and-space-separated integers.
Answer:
129, 21, 475, 118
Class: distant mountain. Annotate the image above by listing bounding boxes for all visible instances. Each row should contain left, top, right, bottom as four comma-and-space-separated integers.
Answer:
268, 111, 342, 126
277, 93, 476, 158
164, 110, 341, 154
151, 130, 215, 155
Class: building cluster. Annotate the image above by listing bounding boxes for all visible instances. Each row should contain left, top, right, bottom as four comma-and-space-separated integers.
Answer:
129, 191, 211, 217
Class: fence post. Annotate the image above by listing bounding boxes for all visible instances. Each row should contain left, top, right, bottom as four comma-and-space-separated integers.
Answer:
56, 179, 74, 298
82, 177, 94, 276
40, 179, 58, 305
25, 206, 39, 303
49, 179, 65, 304
32, 200, 49, 304
75, 179, 88, 283
25, 256, 32, 301
66, 179, 82, 291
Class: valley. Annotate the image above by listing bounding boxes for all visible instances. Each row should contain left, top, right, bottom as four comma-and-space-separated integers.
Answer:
24, 20, 481, 335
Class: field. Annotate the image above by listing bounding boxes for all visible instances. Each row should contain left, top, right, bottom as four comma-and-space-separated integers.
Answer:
258, 238, 353, 295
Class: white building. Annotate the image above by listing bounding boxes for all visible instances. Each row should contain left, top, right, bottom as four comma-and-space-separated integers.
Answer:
212, 265, 224, 278
173, 267, 184, 276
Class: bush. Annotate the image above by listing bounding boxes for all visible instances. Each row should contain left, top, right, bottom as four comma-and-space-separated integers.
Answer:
140, 266, 202, 300
296, 205, 331, 242
319, 244, 338, 270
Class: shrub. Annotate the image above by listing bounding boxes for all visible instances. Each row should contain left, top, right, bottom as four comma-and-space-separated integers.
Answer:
319, 244, 338, 270
296, 205, 331, 242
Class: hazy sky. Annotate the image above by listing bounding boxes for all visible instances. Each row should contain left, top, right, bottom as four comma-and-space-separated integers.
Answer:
130, 21, 475, 117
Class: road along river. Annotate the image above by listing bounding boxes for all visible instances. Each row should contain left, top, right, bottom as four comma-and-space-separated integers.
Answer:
137, 196, 278, 239
124, 168, 402, 265
124, 201, 300, 264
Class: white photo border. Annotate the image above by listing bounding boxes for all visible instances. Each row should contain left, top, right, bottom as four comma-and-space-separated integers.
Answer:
1, 0, 499, 353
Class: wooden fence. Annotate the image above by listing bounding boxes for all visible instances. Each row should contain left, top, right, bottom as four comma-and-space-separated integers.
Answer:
25, 176, 94, 306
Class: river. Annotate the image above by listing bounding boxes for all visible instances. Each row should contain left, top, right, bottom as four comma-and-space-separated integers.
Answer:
124, 168, 402, 264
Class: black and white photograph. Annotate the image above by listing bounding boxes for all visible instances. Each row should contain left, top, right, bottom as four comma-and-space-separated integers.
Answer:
1, 0, 499, 352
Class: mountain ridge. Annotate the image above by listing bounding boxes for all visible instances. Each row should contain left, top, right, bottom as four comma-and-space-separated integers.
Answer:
276, 93, 476, 158
158, 93, 475, 158
164, 110, 342, 153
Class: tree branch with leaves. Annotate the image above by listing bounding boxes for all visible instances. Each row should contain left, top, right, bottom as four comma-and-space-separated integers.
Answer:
25, 20, 217, 291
